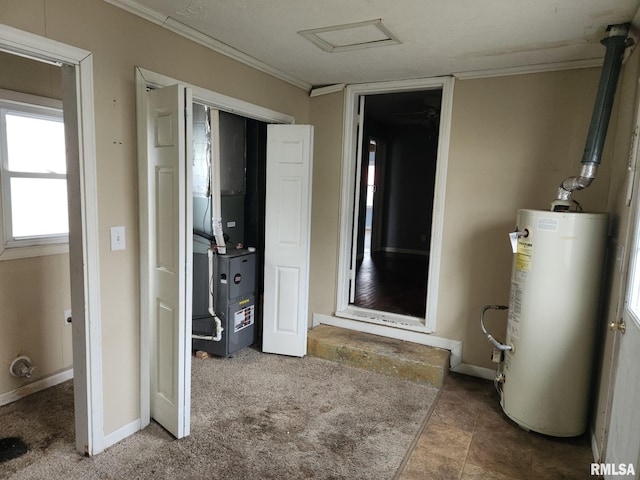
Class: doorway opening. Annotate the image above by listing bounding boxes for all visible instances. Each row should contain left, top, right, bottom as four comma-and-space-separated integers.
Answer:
137, 67, 314, 438
336, 78, 454, 333
191, 103, 268, 356
352, 90, 441, 318
0, 26, 102, 456
0, 52, 76, 461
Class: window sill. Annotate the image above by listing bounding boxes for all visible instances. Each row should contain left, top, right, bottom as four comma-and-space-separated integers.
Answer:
0, 243, 69, 261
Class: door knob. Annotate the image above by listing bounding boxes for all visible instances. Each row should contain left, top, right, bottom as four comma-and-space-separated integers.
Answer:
609, 320, 627, 334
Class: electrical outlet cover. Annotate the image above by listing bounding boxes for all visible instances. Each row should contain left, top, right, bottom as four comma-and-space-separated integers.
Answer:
110, 226, 126, 251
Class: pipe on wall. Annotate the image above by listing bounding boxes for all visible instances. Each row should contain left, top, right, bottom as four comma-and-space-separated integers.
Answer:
9, 356, 35, 378
554, 24, 632, 210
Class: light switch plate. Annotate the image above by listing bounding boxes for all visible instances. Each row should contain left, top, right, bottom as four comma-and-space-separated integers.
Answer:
110, 226, 126, 251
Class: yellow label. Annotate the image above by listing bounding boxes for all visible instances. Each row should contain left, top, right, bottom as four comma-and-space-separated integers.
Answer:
239, 298, 250, 306
515, 240, 533, 272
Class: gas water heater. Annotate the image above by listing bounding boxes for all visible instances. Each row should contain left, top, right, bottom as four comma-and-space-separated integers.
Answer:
499, 210, 607, 436
480, 24, 631, 437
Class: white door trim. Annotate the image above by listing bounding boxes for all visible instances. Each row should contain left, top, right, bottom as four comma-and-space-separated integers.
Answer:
136, 67, 294, 429
135, 68, 295, 125
336, 76, 455, 333
136, 69, 152, 431
0, 24, 104, 455
348, 96, 366, 304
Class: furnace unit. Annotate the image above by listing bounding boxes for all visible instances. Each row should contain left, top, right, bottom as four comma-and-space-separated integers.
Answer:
192, 249, 257, 357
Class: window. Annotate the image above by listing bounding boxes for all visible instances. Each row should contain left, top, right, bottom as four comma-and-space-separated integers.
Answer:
627, 182, 640, 327
0, 90, 68, 259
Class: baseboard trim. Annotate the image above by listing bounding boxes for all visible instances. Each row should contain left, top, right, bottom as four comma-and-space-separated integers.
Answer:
381, 247, 429, 256
103, 418, 141, 449
0, 368, 74, 407
450, 363, 496, 381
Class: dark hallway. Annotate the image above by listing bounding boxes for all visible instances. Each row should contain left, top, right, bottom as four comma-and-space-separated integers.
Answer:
354, 252, 428, 317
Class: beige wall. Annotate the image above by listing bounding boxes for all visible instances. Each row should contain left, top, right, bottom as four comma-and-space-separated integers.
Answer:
2, 0, 634, 452
442, 68, 608, 368
0, 52, 72, 397
0, 0, 309, 435
0, 51, 61, 98
309, 91, 344, 319
306, 69, 606, 369
0, 254, 72, 396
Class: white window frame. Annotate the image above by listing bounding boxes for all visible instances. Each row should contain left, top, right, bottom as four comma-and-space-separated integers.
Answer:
624, 94, 640, 329
0, 88, 69, 260
626, 204, 640, 328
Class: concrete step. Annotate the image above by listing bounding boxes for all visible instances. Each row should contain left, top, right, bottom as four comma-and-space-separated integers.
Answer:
307, 324, 450, 388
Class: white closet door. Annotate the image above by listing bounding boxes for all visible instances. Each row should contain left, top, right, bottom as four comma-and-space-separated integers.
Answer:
145, 84, 192, 438
262, 124, 314, 357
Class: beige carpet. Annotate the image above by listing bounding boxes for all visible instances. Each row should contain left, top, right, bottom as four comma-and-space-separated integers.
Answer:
1, 347, 438, 479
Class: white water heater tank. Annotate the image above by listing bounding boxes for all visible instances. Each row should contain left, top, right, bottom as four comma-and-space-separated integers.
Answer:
501, 209, 608, 437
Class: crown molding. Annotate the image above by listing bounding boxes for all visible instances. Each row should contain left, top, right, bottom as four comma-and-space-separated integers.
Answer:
104, 0, 312, 91
453, 58, 603, 80
309, 84, 346, 97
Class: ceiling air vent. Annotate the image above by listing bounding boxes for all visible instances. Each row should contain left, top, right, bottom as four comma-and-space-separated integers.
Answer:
299, 19, 401, 53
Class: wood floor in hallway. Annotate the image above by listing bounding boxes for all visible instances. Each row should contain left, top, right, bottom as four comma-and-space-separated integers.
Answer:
354, 252, 428, 318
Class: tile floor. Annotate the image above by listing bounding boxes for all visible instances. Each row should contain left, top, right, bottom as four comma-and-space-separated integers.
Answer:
397, 373, 596, 480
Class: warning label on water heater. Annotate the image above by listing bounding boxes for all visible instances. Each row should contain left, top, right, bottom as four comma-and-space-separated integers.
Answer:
515, 239, 533, 273
507, 282, 523, 339
537, 217, 559, 232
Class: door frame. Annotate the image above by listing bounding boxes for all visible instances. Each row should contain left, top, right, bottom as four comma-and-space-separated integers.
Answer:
0, 25, 104, 455
596, 76, 640, 465
368, 136, 387, 255
336, 76, 454, 333
135, 67, 294, 430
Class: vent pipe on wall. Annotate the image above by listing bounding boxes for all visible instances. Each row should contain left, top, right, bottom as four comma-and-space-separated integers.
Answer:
552, 24, 633, 212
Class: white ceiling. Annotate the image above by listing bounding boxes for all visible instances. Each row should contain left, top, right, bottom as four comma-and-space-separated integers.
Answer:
108, 0, 640, 90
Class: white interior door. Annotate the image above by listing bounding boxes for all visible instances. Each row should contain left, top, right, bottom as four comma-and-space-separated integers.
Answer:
144, 84, 192, 438
262, 124, 314, 357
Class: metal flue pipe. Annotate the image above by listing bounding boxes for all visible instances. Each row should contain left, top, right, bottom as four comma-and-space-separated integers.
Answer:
554, 24, 632, 209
